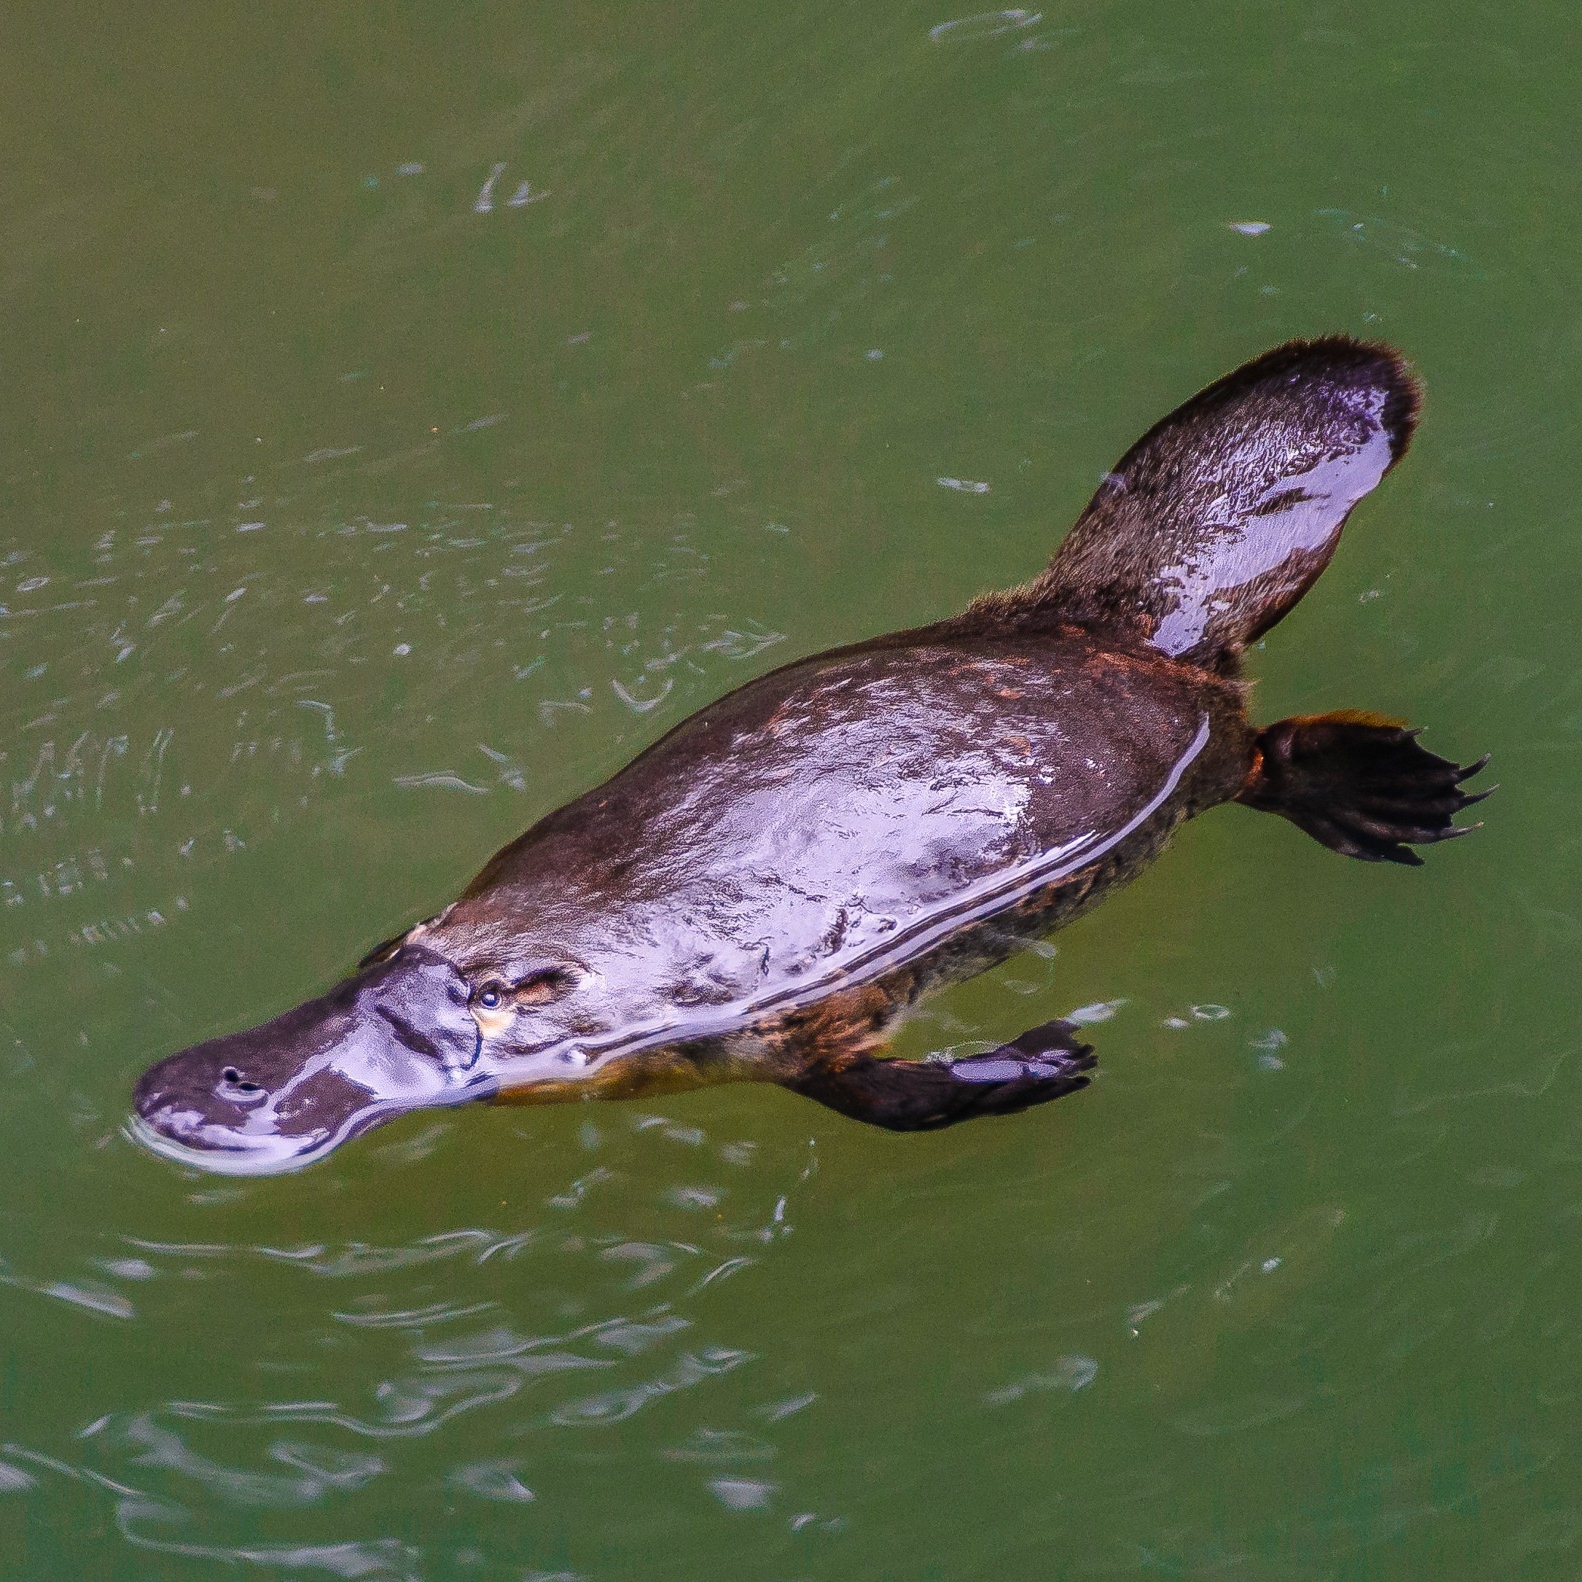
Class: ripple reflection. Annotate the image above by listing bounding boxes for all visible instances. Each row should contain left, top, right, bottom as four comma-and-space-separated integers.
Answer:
6, 1120, 818, 1574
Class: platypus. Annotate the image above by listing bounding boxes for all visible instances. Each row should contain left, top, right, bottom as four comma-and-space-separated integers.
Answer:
130, 337, 1486, 1175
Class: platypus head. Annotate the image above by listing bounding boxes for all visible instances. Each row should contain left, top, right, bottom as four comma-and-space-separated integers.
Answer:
129, 940, 590, 1175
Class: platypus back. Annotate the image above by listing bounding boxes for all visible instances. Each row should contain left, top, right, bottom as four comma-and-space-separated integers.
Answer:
978, 337, 1420, 669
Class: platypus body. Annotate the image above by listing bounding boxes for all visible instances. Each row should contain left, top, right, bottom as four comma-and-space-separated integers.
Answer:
131, 338, 1486, 1174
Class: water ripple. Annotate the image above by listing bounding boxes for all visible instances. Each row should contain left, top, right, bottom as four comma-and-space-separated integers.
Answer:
6, 1084, 818, 1571
929, 9, 1041, 43
549, 1347, 755, 1427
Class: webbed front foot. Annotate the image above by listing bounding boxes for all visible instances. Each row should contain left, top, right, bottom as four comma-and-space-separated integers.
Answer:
786, 1018, 1096, 1132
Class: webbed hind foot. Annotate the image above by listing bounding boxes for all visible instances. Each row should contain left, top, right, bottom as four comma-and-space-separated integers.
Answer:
1238, 712, 1489, 866
786, 1018, 1096, 1132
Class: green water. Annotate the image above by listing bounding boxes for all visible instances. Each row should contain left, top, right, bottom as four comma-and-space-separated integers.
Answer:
0, 2, 1575, 1576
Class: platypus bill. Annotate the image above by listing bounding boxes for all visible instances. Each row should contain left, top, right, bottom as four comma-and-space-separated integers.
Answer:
131, 337, 1487, 1175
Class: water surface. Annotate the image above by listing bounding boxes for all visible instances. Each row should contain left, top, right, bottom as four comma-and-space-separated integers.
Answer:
2, 2, 1577, 1577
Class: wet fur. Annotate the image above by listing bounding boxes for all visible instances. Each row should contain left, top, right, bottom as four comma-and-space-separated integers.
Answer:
469, 340, 1449, 1110
969, 338, 1421, 667
484, 654, 1251, 1103
436, 340, 1460, 1113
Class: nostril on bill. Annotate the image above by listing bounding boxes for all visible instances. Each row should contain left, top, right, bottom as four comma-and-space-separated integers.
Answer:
220, 1065, 264, 1096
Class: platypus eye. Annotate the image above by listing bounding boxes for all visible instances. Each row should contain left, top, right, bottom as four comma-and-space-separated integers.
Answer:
469, 967, 578, 1014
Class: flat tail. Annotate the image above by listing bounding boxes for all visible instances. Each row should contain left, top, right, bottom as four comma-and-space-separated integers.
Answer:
978, 337, 1420, 668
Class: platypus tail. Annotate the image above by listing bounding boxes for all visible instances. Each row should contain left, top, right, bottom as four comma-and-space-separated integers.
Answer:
976, 337, 1420, 670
